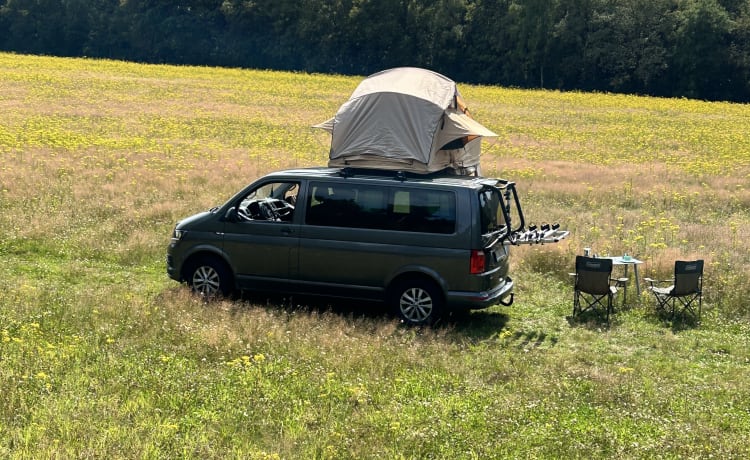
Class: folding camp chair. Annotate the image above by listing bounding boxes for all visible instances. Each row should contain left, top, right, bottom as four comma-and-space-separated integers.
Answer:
644, 260, 704, 322
571, 256, 623, 323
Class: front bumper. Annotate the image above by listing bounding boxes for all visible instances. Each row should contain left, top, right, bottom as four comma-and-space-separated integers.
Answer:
166, 239, 184, 282
166, 253, 181, 281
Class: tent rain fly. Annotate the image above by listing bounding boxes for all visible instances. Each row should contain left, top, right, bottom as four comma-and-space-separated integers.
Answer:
314, 67, 497, 175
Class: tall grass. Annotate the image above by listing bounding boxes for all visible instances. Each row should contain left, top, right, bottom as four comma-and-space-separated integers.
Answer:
1, 53, 749, 458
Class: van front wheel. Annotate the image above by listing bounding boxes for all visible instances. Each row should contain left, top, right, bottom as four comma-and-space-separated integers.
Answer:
391, 280, 443, 326
186, 257, 232, 298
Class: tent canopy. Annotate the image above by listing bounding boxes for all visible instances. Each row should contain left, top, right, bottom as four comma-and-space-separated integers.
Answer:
314, 67, 497, 174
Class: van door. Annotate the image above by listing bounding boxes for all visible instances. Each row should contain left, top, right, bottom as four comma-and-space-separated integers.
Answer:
297, 181, 462, 299
297, 181, 386, 298
222, 181, 301, 290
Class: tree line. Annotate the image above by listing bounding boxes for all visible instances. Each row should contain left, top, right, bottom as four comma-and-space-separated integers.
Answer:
2, 0, 749, 102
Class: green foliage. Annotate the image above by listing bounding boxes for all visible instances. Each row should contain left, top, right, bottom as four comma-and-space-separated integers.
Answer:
1, 54, 749, 458
671, 0, 735, 100
1, 0, 750, 100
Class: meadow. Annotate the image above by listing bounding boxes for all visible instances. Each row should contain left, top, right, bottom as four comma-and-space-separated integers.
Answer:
1, 52, 749, 458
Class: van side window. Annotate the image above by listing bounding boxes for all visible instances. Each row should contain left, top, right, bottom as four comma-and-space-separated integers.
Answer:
390, 189, 456, 234
306, 183, 363, 227
306, 182, 455, 234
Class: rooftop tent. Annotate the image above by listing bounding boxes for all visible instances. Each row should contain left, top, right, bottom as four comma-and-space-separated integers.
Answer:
314, 67, 497, 174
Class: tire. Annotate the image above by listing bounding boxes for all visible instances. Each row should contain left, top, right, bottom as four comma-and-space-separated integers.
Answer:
186, 257, 232, 298
391, 279, 443, 326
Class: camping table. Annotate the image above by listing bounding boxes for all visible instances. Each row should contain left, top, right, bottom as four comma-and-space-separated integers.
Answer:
602, 256, 644, 304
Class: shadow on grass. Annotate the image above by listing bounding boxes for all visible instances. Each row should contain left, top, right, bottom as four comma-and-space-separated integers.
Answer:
644, 308, 702, 333
227, 289, 511, 341
566, 311, 612, 330
440, 309, 511, 340
562, 302, 702, 333
235, 290, 390, 320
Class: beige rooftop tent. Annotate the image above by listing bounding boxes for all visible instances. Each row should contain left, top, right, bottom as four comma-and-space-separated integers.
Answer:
314, 67, 497, 174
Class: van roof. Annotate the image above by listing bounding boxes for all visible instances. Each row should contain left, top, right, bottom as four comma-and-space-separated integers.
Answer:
264, 167, 503, 189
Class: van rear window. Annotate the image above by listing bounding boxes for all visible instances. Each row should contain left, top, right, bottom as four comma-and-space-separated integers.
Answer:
306, 182, 456, 234
478, 188, 503, 234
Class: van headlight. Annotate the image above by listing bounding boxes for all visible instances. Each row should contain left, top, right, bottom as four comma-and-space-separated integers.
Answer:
172, 228, 186, 240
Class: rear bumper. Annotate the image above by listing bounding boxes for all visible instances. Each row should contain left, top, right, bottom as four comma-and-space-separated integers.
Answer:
446, 276, 514, 310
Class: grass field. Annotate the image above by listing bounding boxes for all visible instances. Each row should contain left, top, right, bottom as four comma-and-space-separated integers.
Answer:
1, 52, 750, 458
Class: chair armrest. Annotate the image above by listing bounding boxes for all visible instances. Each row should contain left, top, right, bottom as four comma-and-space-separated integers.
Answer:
643, 277, 671, 286
610, 277, 628, 288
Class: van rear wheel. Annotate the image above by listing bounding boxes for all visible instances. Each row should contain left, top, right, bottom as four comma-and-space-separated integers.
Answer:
391, 279, 443, 326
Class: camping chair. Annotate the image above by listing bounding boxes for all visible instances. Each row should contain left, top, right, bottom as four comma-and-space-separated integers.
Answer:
644, 260, 704, 322
571, 256, 624, 323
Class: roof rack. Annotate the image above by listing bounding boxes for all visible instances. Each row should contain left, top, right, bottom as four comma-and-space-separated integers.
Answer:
339, 167, 413, 181
338, 166, 475, 181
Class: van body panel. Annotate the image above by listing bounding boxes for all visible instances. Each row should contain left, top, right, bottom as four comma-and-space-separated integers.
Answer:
297, 224, 467, 290
222, 220, 301, 287
166, 211, 226, 280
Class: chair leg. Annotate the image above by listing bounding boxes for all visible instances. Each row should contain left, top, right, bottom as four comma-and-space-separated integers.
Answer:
653, 294, 671, 317
675, 294, 702, 323
573, 290, 611, 322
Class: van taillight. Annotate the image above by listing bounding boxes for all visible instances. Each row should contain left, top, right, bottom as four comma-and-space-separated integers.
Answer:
470, 250, 485, 274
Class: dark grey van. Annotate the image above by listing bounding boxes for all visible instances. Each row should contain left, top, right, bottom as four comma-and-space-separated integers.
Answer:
167, 167, 564, 325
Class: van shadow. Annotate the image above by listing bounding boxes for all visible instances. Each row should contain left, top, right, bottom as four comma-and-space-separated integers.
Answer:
235, 290, 390, 320
233, 290, 510, 341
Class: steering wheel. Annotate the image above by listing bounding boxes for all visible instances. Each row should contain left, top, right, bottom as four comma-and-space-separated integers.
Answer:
258, 201, 278, 220
276, 199, 294, 218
